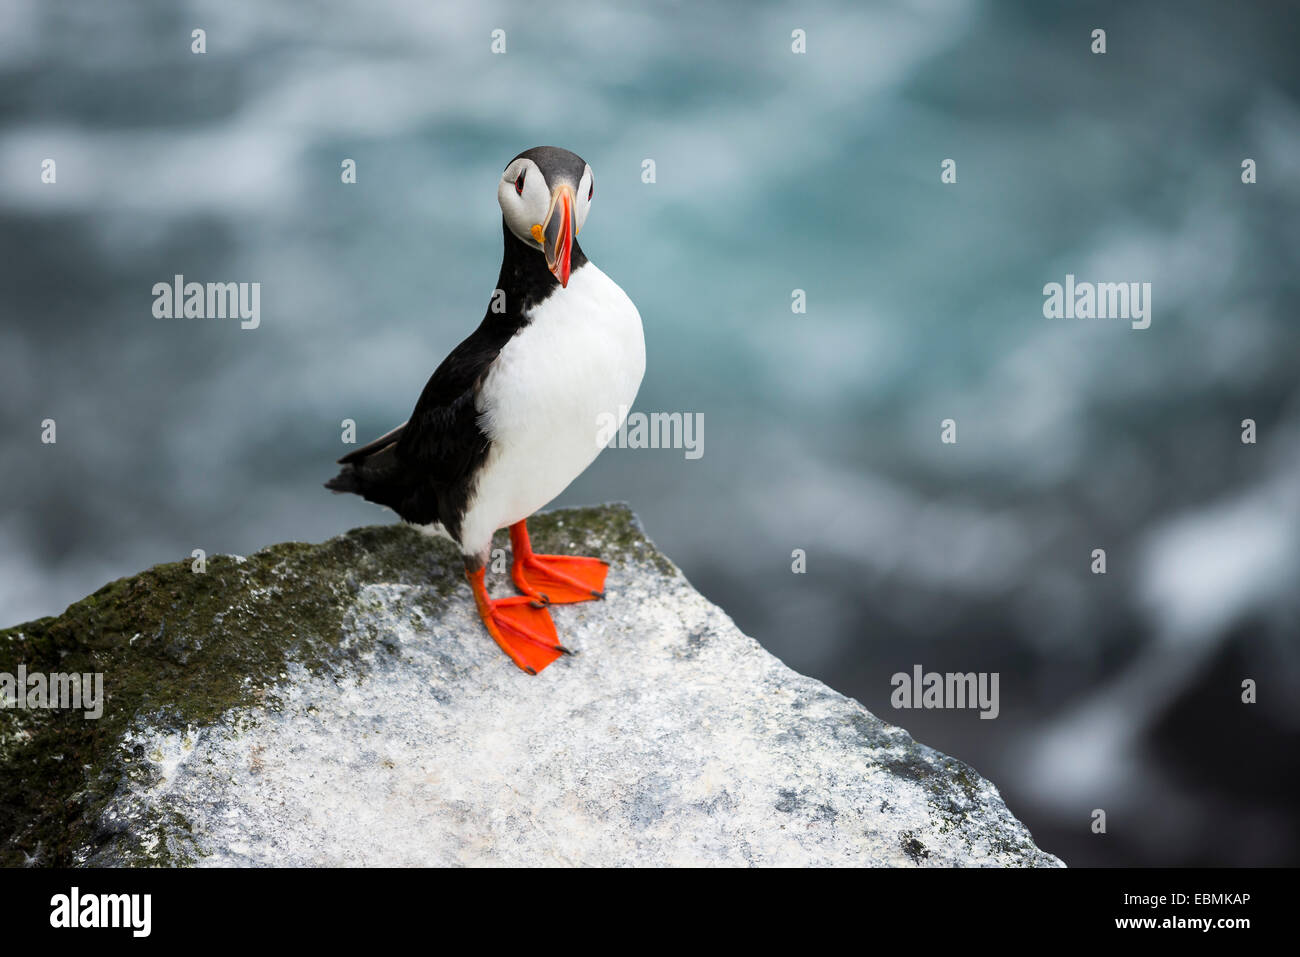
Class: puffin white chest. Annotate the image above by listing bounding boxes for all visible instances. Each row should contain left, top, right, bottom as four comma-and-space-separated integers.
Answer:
464, 262, 645, 551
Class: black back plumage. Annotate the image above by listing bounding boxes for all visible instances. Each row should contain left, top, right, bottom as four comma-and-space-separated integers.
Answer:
325, 221, 588, 542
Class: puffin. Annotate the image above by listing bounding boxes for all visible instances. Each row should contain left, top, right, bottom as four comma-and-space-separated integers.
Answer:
326, 147, 645, 675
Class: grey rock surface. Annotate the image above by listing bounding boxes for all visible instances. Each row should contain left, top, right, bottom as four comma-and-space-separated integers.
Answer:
1, 505, 1061, 867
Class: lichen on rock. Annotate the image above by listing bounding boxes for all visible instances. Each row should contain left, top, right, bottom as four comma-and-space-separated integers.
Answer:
0, 504, 1061, 867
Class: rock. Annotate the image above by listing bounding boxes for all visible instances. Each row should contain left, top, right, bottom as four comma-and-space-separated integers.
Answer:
0, 505, 1061, 867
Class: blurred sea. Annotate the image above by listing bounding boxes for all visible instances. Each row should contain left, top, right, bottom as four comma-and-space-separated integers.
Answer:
2, 0, 1298, 866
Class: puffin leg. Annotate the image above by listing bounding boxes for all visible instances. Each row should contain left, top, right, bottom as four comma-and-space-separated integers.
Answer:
464, 562, 570, 675
509, 520, 609, 605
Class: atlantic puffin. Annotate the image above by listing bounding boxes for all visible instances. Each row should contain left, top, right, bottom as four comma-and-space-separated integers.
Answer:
326, 147, 645, 675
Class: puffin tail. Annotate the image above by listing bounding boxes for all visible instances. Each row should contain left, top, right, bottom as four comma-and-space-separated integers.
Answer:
323, 468, 362, 495
324, 422, 411, 508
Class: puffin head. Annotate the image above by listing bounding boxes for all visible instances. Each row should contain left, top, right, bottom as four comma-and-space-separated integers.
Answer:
498, 146, 593, 288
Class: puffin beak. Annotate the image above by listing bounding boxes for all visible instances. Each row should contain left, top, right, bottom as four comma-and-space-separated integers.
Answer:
542, 183, 575, 287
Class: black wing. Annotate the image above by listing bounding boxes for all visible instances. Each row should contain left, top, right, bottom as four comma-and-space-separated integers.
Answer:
326, 221, 560, 536
337, 421, 407, 465
324, 317, 517, 537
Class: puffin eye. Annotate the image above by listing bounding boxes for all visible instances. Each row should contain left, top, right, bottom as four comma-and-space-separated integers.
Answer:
514, 172, 525, 195
588, 182, 593, 201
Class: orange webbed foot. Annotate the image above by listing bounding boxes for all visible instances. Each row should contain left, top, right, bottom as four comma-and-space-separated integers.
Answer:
509, 520, 608, 605
466, 566, 570, 674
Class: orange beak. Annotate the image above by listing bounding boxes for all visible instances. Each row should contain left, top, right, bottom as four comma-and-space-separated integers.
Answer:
542, 184, 575, 287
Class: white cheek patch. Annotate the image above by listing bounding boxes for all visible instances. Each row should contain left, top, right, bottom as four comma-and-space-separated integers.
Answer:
522, 173, 550, 234
576, 165, 592, 234
499, 160, 549, 247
